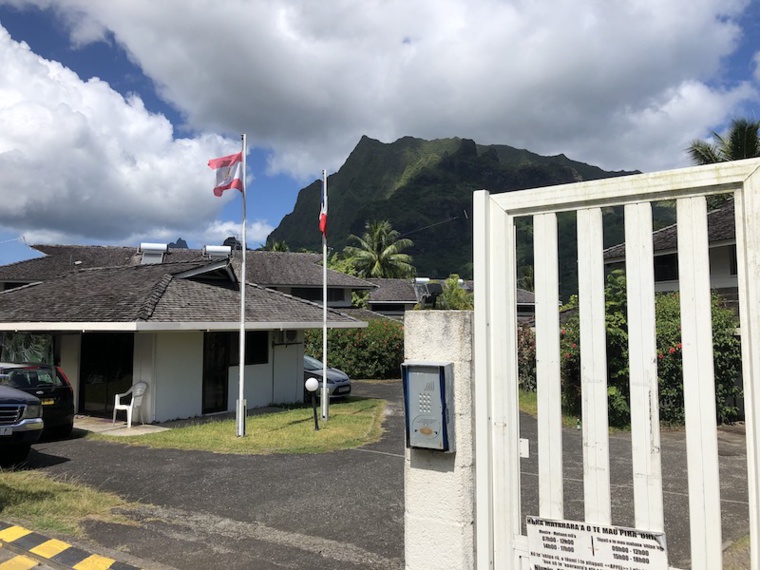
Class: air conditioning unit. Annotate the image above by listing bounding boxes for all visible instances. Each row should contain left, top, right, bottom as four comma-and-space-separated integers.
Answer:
273, 330, 298, 344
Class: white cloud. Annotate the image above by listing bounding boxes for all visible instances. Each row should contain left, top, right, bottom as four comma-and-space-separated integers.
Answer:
0, 25, 244, 246
37, 0, 753, 176
197, 219, 274, 249
0, 0, 758, 251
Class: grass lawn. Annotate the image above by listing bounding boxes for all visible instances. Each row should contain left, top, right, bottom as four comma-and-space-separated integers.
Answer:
91, 397, 387, 454
0, 471, 133, 536
519, 389, 581, 429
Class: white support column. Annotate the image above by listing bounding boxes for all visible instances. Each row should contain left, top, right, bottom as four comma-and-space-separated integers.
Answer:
404, 311, 475, 570
624, 202, 664, 531
676, 196, 722, 569
576, 207, 612, 525
533, 213, 564, 519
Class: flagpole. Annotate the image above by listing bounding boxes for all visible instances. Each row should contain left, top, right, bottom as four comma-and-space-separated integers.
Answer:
321, 169, 329, 421
237, 133, 248, 437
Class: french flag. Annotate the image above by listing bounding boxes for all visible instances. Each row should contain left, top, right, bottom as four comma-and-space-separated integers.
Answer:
208, 152, 244, 197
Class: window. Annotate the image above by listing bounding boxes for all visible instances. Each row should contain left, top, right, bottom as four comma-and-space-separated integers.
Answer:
230, 331, 269, 365
654, 253, 678, 282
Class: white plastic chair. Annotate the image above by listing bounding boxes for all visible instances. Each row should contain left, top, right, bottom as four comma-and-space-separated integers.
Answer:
112, 381, 148, 428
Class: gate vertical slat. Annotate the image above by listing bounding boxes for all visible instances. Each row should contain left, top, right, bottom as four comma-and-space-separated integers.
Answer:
734, 174, 760, 570
624, 202, 665, 531
577, 207, 612, 524
676, 196, 722, 569
484, 197, 522, 570
534, 213, 564, 519
474, 190, 495, 570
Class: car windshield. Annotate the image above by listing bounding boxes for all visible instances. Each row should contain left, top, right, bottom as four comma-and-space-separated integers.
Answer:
304, 355, 323, 371
1, 367, 63, 390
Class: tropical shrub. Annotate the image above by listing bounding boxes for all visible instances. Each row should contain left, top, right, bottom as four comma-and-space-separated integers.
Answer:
517, 325, 537, 392
559, 272, 741, 426
304, 319, 404, 379
436, 274, 474, 310
521, 270, 742, 427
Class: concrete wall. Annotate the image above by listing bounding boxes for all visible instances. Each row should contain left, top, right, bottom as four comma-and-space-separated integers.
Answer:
404, 311, 475, 570
153, 331, 204, 422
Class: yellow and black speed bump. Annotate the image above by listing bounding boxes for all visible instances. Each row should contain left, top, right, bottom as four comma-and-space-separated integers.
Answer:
0, 521, 141, 570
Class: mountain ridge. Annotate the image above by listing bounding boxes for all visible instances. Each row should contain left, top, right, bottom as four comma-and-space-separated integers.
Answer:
268, 135, 639, 287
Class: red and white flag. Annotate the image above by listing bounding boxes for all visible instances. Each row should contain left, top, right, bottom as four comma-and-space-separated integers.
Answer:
208, 152, 244, 197
319, 175, 327, 237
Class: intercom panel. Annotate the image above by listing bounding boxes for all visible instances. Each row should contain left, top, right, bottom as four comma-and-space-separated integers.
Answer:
401, 361, 455, 452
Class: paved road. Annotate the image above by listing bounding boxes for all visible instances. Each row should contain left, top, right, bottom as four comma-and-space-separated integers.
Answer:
17, 380, 750, 569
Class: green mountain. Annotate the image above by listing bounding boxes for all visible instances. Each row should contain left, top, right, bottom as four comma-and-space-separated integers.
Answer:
268, 136, 641, 297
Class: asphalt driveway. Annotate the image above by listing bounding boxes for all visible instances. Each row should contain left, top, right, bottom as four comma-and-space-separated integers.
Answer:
23, 380, 407, 570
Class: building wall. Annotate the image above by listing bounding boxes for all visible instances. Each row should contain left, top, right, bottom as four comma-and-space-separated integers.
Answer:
152, 331, 204, 422
404, 311, 475, 570
62, 328, 307, 422
653, 244, 737, 293
228, 331, 305, 409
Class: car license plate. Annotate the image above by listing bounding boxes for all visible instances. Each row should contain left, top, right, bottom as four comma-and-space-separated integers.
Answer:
41, 398, 54, 405
0, 427, 11, 435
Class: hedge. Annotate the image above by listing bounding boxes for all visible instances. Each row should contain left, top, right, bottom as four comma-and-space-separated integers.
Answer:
304, 319, 404, 379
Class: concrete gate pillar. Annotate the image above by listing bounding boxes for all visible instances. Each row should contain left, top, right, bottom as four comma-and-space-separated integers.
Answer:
404, 310, 476, 570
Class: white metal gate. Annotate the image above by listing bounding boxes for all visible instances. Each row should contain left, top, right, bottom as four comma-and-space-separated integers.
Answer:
473, 159, 760, 569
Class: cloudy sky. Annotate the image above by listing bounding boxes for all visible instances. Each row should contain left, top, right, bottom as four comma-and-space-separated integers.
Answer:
0, 0, 758, 264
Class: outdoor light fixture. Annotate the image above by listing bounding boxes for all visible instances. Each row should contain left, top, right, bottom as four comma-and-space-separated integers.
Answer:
305, 377, 320, 431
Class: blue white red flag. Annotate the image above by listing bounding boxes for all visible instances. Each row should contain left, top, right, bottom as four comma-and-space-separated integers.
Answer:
208, 152, 244, 197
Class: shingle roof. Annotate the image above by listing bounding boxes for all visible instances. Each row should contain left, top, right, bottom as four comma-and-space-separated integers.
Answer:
364, 278, 417, 303
603, 199, 736, 260
0, 260, 358, 327
516, 288, 536, 305
0, 245, 375, 290
238, 252, 375, 288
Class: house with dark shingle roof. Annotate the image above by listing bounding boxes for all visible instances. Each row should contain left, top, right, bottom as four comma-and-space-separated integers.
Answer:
364, 278, 419, 318
603, 200, 738, 305
0, 245, 367, 422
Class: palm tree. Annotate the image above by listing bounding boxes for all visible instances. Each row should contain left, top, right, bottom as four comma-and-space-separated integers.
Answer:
688, 118, 760, 164
261, 239, 289, 252
687, 118, 760, 209
343, 220, 415, 278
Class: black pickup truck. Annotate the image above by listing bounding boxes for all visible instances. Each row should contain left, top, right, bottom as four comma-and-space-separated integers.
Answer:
0, 384, 43, 465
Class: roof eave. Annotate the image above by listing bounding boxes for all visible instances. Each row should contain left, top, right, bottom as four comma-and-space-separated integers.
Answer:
0, 320, 366, 332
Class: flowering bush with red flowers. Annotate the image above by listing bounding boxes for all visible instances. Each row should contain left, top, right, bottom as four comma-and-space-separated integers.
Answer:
305, 319, 404, 379
517, 325, 537, 391
523, 270, 742, 427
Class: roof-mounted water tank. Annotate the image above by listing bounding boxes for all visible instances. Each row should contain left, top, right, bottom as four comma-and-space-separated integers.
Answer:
202, 245, 232, 260
138, 243, 167, 265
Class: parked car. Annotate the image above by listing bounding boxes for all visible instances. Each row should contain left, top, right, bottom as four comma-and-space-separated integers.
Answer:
303, 355, 351, 399
0, 363, 75, 438
0, 384, 43, 465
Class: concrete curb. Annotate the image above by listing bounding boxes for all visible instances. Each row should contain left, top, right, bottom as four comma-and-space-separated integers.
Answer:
0, 522, 141, 570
